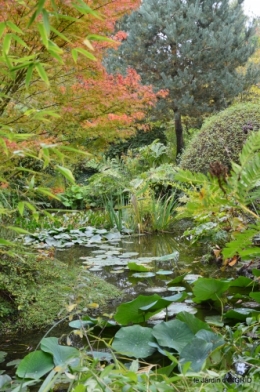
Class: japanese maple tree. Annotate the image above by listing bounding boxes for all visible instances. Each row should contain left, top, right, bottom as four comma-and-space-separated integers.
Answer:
0, 0, 160, 158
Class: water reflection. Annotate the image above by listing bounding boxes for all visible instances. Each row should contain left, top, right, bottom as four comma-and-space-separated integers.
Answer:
55, 233, 205, 302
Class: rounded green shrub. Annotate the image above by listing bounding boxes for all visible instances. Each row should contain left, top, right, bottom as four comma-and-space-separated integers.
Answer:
179, 103, 260, 173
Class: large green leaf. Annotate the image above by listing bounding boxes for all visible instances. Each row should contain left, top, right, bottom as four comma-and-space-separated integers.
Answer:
56, 166, 75, 184
179, 338, 213, 372
195, 330, 224, 350
224, 308, 255, 321
139, 296, 174, 312
192, 278, 230, 302
229, 276, 254, 287
252, 269, 260, 277
16, 350, 54, 379
114, 294, 168, 325
249, 292, 260, 303
152, 320, 194, 353
127, 262, 151, 272
40, 337, 79, 366
7, 226, 31, 234
167, 273, 187, 286
176, 312, 211, 333
0, 375, 12, 388
112, 326, 155, 358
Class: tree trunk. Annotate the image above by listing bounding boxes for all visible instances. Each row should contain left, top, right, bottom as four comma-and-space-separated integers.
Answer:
174, 111, 184, 157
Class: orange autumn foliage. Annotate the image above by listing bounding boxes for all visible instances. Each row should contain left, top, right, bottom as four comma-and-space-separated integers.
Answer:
0, 0, 163, 157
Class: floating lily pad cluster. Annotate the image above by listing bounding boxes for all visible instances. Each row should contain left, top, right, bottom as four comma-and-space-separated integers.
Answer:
22, 227, 125, 249
80, 249, 180, 269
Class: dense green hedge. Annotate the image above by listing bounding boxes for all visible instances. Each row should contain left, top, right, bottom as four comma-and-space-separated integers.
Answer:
179, 103, 260, 173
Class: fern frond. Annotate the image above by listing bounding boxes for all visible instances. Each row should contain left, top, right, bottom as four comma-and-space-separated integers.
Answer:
229, 130, 260, 205
174, 169, 208, 185
222, 225, 260, 259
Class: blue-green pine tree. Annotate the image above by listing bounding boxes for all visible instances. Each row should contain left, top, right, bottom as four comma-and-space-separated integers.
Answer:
105, 0, 259, 157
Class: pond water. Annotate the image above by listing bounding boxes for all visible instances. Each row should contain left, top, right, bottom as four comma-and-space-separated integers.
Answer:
55, 232, 220, 303
0, 230, 233, 375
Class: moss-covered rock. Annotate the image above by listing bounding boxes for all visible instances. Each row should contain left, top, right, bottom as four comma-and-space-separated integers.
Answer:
179, 103, 260, 173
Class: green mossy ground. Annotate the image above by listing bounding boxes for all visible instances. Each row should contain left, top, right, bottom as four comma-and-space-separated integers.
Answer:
0, 255, 122, 332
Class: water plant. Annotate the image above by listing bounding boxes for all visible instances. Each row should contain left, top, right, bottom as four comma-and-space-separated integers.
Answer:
150, 194, 177, 232
3, 304, 260, 391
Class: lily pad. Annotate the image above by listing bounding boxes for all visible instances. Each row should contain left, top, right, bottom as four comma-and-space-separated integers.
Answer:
128, 262, 152, 272
150, 303, 197, 320
24, 236, 36, 244
176, 312, 211, 333
104, 232, 121, 241
80, 231, 94, 237
121, 228, 134, 234
249, 292, 260, 303
179, 338, 212, 372
195, 329, 224, 350
119, 252, 139, 258
16, 351, 54, 379
86, 351, 113, 363
0, 375, 12, 388
63, 242, 75, 247
41, 337, 79, 366
111, 269, 124, 274
145, 287, 168, 293
252, 269, 260, 277
229, 276, 253, 287
167, 286, 186, 292
89, 234, 102, 243
156, 270, 173, 275
54, 233, 71, 240
205, 315, 224, 327
184, 274, 202, 283
71, 239, 84, 244
69, 316, 116, 329
154, 251, 179, 262
45, 238, 63, 247
95, 229, 108, 234
167, 273, 187, 286
193, 278, 230, 303
105, 250, 121, 255
132, 272, 155, 278
89, 266, 103, 272
114, 294, 170, 325
224, 308, 254, 321
152, 319, 194, 353
112, 325, 155, 358
69, 319, 94, 329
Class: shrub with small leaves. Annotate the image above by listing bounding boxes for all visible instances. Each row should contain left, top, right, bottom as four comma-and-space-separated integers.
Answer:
180, 103, 260, 173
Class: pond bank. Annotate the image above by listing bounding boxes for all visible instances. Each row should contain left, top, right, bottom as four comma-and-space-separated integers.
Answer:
0, 257, 122, 333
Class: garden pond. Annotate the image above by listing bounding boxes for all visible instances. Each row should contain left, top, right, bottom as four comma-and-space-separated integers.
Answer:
1, 225, 260, 382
